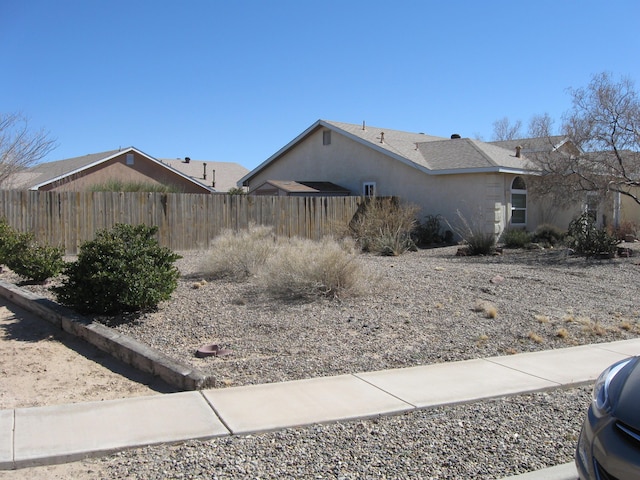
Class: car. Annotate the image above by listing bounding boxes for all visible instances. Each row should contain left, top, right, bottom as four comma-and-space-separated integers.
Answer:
576, 356, 640, 479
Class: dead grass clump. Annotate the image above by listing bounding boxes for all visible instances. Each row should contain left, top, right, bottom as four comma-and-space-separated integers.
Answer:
258, 237, 366, 299
556, 328, 569, 339
535, 314, 550, 324
528, 332, 544, 344
474, 300, 498, 319
204, 224, 276, 281
581, 320, 607, 336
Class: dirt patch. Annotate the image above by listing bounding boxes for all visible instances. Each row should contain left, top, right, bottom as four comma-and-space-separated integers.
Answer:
0, 299, 177, 410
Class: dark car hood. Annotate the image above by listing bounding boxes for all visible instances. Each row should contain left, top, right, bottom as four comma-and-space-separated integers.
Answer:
615, 358, 640, 428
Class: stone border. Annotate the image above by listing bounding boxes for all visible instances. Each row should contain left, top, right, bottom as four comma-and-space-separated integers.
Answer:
0, 280, 213, 391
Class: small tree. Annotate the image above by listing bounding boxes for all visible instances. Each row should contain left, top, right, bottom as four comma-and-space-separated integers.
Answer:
0, 113, 56, 187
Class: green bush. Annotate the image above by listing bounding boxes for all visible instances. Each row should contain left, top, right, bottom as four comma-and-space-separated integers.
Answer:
0, 218, 64, 282
0, 218, 19, 266
531, 224, 565, 247
258, 237, 365, 299
204, 224, 276, 281
52, 223, 181, 314
500, 228, 531, 248
413, 214, 443, 247
567, 213, 620, 258
349, 197, 418, 255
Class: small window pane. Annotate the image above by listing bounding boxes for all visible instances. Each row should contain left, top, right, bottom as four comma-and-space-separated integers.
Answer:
323, 131, 331, 145
512, 193, 526, 208
512, 176, 526, 190
511, 209, 526, 224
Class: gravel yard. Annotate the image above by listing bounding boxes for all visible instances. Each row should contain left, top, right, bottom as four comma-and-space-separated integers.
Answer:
110, 244, 640, 389
2, 244, 639, 479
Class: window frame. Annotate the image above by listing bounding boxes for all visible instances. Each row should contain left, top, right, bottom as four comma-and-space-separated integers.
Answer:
510, 176, 527, 226
363, 182, 376, 197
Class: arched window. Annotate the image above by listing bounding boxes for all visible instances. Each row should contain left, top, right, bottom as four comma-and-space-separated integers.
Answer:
511, 176, 527, 225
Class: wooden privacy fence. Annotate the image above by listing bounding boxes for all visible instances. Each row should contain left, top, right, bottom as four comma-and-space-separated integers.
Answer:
0, 191, 363, 253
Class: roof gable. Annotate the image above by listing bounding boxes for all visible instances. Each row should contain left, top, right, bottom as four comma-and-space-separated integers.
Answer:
12, 147, 213, 192
240, 120, 535, 185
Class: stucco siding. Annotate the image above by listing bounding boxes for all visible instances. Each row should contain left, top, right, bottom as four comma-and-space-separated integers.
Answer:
249, 129, 517, 235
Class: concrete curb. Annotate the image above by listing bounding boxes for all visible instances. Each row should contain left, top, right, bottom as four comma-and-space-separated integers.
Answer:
0, 280, 212, 391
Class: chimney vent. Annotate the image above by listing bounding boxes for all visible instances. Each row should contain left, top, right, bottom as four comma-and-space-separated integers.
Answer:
451, 134, 461, 139
184, 157, 191, 163
379, 132, 385, 143
515, 146, 522, 158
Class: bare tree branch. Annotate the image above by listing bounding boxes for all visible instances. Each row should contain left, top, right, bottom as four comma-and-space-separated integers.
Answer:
0, 112, 57, 187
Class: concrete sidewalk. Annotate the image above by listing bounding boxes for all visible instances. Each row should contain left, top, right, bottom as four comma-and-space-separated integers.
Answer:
2, 338, 639, 474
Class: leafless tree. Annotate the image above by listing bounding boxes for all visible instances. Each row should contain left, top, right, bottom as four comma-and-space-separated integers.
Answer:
0, 112, 57, 187
559, 72, 640, 205
491, 116, 522, 141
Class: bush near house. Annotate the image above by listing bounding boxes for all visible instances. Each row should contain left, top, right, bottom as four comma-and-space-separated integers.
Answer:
412, 214, 444, 247
349, 197, 418, 256
0, 218, 64, 283
566, 213, 620, 258
52, 223, 181, 314
500, 228, 531, 249
531, 224, 565, 247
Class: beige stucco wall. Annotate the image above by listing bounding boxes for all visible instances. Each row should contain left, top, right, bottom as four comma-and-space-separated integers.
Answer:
248, 128, 544, 237
42, 151, 210, 194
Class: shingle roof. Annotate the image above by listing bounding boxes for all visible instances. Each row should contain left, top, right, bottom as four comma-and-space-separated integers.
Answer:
324, 120, 533, 174
263, 180, 350, 194
7, 147, 214, 191
489, 136, 569, 154
160, 159, 249, 192
240, 120, 537, 186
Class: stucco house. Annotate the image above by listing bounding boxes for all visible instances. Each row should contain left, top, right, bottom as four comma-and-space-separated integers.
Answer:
4, 147, 246, 194
239, 119, 559, 237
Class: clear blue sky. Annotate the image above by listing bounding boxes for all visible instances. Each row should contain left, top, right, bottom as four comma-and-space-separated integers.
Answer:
2, 0, 639, 170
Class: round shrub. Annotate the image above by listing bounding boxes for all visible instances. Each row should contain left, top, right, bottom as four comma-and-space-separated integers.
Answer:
52, 223, 181, 314
500, 228, 531, 249
0, 218, 64, 283
531, 224, 565, 247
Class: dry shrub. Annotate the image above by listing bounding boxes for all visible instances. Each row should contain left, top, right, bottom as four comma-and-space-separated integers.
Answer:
349, 197, 418, 256
556, 328, 569, 339
258, 237, 366, 299
204, 224, 276, 280
535, 314, 550, 324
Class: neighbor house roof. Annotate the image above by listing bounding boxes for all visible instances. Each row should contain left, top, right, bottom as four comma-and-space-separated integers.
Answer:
489, 136, 576, 155
239, 119, 536, 186
160, 158, 249, 192
7, 147, 214, 192
257, 180, 351, 195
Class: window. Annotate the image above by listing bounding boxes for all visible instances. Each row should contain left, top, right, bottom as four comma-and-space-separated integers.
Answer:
510, 176, 527, 225
363, 182, 376, 197
586, 193, 599, 221
322, 130, 331, 145
126, 153, 134, 165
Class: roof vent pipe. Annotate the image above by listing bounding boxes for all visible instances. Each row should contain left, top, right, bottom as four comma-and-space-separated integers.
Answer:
203, 163, 207, 180
515, 146, 522, 158
362, 121, 366, 130
184, 157, 191, 163
380, 132, 385, 143
451, 134, 461, 139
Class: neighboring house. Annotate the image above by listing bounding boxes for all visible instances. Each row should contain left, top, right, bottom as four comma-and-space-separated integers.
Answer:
159, 157, 249, 193
239, 119, 547, 237
4, 147, 237, 194
252, 180, 350, 196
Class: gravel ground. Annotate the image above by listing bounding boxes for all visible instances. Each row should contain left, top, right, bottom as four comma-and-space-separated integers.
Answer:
5, 244, 640, 479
